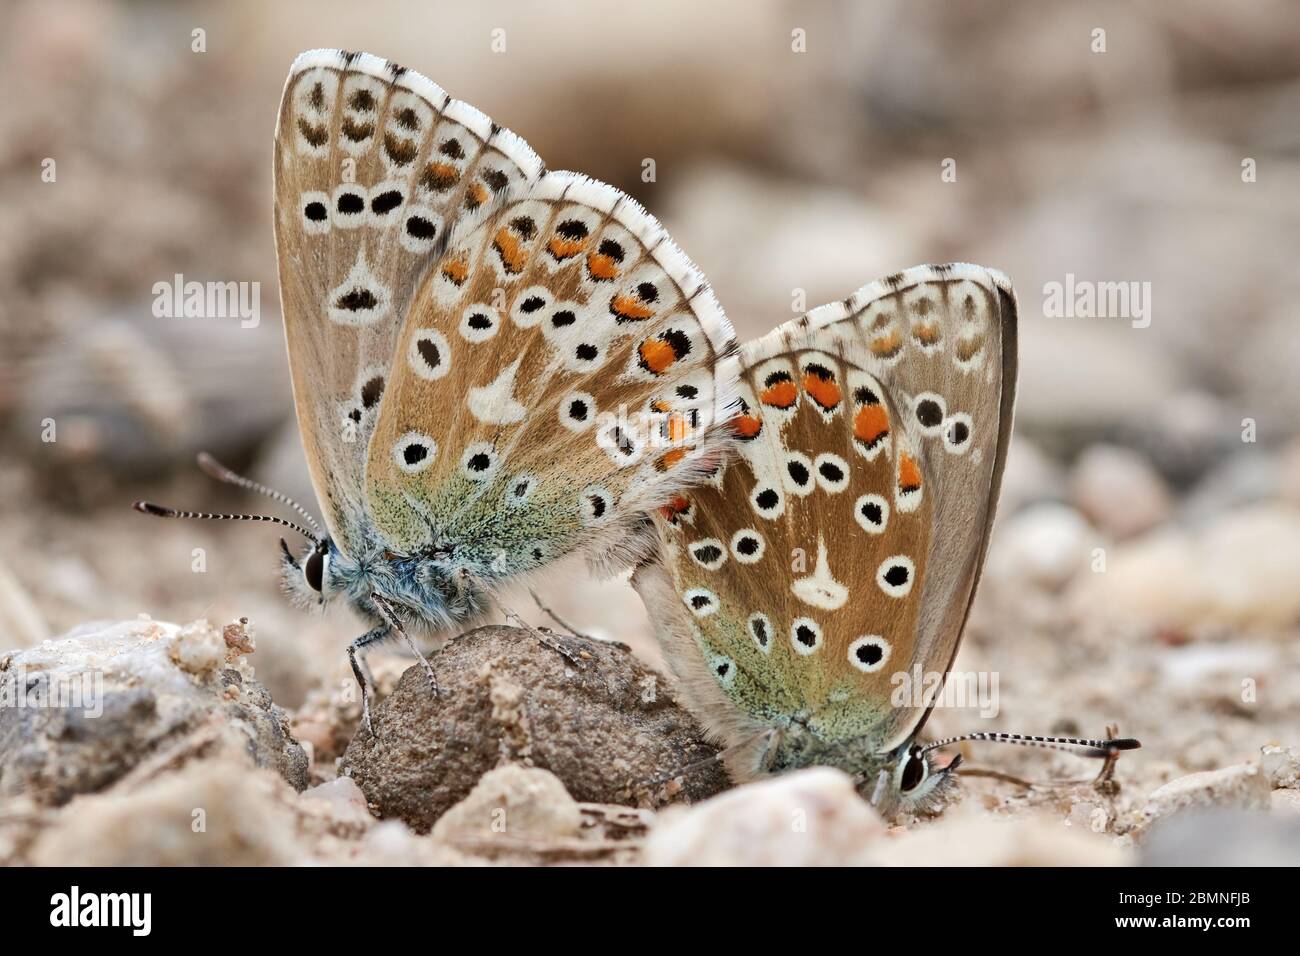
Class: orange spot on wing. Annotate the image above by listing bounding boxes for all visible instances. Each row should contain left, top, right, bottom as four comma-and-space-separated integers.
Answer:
760, 380, 798, 409
871, 328, 903, 357
732, 414, 762, 439
854, 404, 889, 445
548, 237, 585, 260
956, 335, 984, 362
656, 447, 689, 471
466, 181, 490, 208
913, 322, 941, 345
587, 252, 620, 281
898, 452, 922, 492
802, 372, 842, 410
639, 338, 677, 374
611, 294, 655, 321
493, 228, 527, 274
441, 256, 469, 285
421, 161, 459, 192
660, 495, 691, 521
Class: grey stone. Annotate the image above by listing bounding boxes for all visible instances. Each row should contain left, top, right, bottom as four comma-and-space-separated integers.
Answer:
341, 625, 728, 833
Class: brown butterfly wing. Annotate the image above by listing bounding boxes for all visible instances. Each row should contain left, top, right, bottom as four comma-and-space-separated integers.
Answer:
273, 50, 543, 554
363, 173, 737, 579
639, 264, 1017, 759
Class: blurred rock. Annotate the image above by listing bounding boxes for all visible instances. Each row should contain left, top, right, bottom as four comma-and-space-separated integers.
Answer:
642, 768, 885, 866
1156, 642, 1278, 691
867, 807, 1132, 866
998, 437, 1066, 515
300, 775, 373, 831
432, 765, 582, 845
1278, 439, 1300, 509
659, 164, 921, 342
14, 308, 291, 480
351, 820, 465, 867
1182, 450, 1280, 524
986, 502, 1096, 591
1271, 790, 1300, 815
0, 557, 48, 650
1140, 809, 1300, 866
1116, 390, 1241, 490
1261, 744, 1300, 790
0, 617, 307, 805
1069, 444, 1172, 539
341, 625, 727, 833
28, 743, 304, 866
1070, 504, 1300, 629
1136, 764, 1271, 834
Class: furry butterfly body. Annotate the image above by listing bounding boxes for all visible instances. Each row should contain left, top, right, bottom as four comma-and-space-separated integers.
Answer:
634, 264, 1019, 810
268, 50, 736, 708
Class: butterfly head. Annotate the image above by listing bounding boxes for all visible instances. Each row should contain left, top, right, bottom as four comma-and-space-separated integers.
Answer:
870, 740, 961, 814
761, 720, 958, 815
279, 535, 339, 607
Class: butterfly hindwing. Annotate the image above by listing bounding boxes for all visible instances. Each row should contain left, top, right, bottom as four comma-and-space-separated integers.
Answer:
641, 264, 1018, 765
364, 173, 738, 578
273, 50, 544, 554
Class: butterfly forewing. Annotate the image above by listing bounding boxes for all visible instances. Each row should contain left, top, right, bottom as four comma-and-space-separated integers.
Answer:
364, 173, 738, 577
644, 264, 1017, 757
273, 50, 544, 554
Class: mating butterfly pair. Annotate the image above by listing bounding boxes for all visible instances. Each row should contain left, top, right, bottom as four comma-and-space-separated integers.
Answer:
137, 50, 1136, 812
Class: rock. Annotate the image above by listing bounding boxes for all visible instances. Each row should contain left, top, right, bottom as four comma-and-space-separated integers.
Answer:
15, 307, 291, 480
28, 743, 305, 866
641, 768, 886, 866
986, 502, 1095, 591
1069, 444, 1172, 539
1117, 390, 1240, 489
1279, 439, 1300, 509
340, 625, 728, 833
997, 437, 1066, 516
1068, 503, 1300, 629
658, 165, 922, 343
432, 765, 582, 845
1140, 809, 1300, 866
353, 820, 465, 867
867, 807, 1132, 866
0, 617, 308, 806
1271, 790, 1300, 816
301, 776, 373, 830
1182, 451, 1279, 522
1261, 744, 1300, 790
1136, 764, 1271, 833
0, 558, 48, 650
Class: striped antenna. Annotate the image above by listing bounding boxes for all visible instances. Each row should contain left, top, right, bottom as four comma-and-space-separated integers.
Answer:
921, 731, 1140, 759
197, 452, 323, 536
132, 500, 318, 543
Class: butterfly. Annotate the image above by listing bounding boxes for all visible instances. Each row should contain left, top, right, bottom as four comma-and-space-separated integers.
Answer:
632, 264, 1138, 813
135, 49, 738, 727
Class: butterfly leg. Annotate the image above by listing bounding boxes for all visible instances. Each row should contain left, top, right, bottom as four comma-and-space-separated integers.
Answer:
348, 625, 388, 735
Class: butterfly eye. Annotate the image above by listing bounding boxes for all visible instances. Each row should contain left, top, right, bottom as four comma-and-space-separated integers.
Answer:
304, 547, 326, 592
899, 749, 928, 793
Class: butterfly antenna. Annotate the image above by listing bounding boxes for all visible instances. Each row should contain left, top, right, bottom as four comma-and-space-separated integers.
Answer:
132, 500, 318, 542
921, 731, 1140, 759
196, 452, 323, 536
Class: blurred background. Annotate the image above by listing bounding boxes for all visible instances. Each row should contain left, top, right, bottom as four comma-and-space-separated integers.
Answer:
1, 0, 1298, 805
